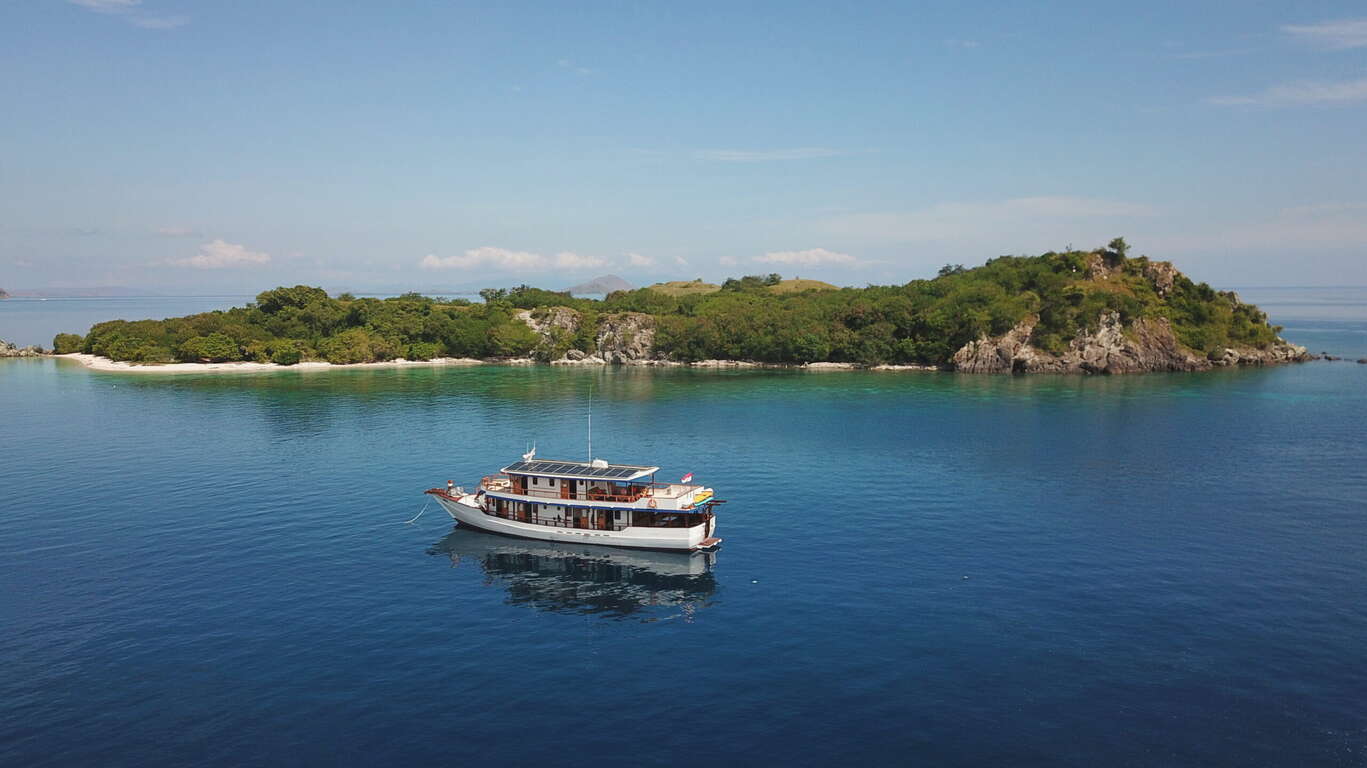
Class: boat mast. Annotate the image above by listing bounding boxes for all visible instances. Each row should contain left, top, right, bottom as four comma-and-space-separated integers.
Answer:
587, 382, 592, 463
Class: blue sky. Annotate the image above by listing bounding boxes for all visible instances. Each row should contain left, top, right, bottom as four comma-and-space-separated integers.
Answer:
2, 0, 1365, 293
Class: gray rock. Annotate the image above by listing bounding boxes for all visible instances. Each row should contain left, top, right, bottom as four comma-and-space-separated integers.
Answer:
0, 339, 46, 357
595, 312, 657, 363
516, 307, 582, 362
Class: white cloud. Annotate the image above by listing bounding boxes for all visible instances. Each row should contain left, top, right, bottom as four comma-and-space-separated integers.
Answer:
719, 255, 738, 266
557, 58, 594, 75
626, 252, 655, 267
554, 251, 607, 269
818, 196, 1155, 245
694, 148, 849, 162
421, 246, 544, 271
419, 246, 604, 272
154, 226, 200, 237
132, 15, 188, 29
1282, 18, 1367, 49
70, 0, 188, 29
171, 240, 271, 269
757, 248, 856, 265
674, 255, 689, 266
69, 0, 140, 12
1209, 76, 1367, 106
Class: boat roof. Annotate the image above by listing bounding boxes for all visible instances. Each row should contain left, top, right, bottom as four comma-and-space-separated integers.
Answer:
501, 459, 659, 482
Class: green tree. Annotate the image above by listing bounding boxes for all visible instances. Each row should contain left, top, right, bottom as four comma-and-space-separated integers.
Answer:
52, 333, 84, 354
178, 333, 242, 362
256, 285, 330, 314
490, 322, 538, 357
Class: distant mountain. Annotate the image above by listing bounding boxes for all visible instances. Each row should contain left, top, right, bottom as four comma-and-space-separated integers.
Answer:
565, 275, 633, 295
0, 287, 8, 299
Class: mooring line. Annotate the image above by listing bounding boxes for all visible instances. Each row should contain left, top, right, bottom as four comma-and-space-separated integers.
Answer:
405, 501, 429, 525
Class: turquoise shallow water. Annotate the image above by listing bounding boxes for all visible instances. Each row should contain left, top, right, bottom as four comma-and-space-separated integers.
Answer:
2, 293, 1367, 766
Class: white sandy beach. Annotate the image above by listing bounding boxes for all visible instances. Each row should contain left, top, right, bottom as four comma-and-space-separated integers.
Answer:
58, 353, 489, 374
53, 353, 942, 374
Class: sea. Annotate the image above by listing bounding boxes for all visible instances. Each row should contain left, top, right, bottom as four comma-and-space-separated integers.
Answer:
2, 289, 1365, 767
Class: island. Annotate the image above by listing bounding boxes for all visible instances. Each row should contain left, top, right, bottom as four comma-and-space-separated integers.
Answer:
565, 274, 633, 296
51, 239, 1311, 374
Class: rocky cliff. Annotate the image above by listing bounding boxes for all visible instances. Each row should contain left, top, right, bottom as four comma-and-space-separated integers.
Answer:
951, 312, 1310, 374
594, 312, 657, 363
517, 308, 659, 364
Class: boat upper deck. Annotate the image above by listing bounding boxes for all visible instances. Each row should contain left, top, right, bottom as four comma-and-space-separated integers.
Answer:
500, 459, 659, 483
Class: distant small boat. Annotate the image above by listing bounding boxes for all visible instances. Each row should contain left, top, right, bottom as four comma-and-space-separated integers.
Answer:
426, 457, 724, 552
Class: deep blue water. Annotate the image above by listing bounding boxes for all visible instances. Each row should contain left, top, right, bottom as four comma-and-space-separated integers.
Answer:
2, 294, 1367, 766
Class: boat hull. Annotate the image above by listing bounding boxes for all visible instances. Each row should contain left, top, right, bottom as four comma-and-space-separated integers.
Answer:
433, 494, 714, 552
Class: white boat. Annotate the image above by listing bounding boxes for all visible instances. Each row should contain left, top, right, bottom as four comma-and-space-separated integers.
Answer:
426, 457, 724, 552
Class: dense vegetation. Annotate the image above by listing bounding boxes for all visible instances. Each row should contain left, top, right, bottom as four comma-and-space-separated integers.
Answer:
59, 239, 1283, 366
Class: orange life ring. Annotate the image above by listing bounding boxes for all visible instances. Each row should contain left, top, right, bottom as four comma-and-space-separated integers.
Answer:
648, 498, 657, 509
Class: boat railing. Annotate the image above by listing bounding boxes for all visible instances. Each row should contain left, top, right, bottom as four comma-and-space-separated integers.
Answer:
482, 507, 628, 532
480, 475, 703, 503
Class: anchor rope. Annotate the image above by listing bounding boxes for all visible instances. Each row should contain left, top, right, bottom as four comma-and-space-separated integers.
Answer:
405, 500, 430, 525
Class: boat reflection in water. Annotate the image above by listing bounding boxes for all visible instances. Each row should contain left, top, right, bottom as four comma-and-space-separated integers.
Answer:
427, 528, 717, 621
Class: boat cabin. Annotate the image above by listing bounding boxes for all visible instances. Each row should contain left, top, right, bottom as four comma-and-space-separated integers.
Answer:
477, 458, 715, 532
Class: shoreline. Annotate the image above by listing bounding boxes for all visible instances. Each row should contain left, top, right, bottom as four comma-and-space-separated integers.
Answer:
52, 352, 942, 375
43, 352, 1327, 375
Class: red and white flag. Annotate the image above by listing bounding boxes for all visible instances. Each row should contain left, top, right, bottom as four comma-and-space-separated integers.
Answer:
680, 472, 694, 484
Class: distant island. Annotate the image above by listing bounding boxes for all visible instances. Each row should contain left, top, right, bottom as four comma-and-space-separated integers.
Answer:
565, 274, 633, 295
3, 286, 165, 298
51, 239, 1310, 374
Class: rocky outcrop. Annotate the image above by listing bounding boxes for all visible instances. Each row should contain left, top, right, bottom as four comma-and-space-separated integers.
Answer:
1086, 252, 1181, 298
1207, 344, 1314, 367
516, 307, 660, 364
595, 312, 657, 363
517, 307, 581, 340
551, 348, 608, 366
1142, 261, 1179, 297
951, 313, 1310, 375
951, 319, 1040, 373
1, 339, 46, 357
516, 307, 582, 362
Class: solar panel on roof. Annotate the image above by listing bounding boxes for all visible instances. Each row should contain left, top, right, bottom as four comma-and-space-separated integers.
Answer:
502, 458, 656, 479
